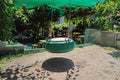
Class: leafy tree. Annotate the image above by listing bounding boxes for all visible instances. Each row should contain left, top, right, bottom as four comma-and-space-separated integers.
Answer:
29, 5, 60, 39
91, 0, 120, 31
14, 5, 60, 42
0, 0, 15, 41
14, 9, 30, 32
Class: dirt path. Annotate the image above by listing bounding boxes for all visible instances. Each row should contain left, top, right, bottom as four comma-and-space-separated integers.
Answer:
0, 45, 120, 80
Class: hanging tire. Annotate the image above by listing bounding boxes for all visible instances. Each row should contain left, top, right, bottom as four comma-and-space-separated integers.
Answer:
45, 37, 75, 53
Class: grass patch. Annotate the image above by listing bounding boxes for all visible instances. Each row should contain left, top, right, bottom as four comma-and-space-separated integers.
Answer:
104, 47, 116, 51
116, 57, 120, 60
76, 43, 94, 48
0, 53, 22, 63
109, 61, 116, 64
0, 48, 46, 64
0, 66, 6, 71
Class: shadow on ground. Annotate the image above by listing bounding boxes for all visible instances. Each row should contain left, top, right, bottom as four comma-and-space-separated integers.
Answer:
0, 57, 74, 80
0, 61, 44, 80
42, 57, 74, 72
107, 51, 120, 58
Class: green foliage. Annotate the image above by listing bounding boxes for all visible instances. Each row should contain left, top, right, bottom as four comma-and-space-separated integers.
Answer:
14, 8, 31, 31
0, 0, 15, 41
116, 57, 120, 60
0, 66, 6, 71
15, 9, 30, 23
104, 46, 116, 51
13, 5, 60, 41
92, 16, 111, 30
94, 0, 118, 16
29, 6, 60, 39
0, 53, 22, 63
91, 0, 120, 31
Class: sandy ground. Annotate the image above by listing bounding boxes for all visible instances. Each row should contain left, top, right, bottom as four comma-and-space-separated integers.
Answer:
0, 45, 120, 80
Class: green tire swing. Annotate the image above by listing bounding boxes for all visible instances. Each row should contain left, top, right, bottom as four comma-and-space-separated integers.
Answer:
46, 37, 75, 53
45, 0, 75, 53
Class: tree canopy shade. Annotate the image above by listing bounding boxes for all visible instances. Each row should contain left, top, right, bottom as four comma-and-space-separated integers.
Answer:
13, 0, 105, 9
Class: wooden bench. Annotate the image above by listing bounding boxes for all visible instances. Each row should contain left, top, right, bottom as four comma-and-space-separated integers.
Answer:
32, 44, 38, 49
38, 40, 46, 48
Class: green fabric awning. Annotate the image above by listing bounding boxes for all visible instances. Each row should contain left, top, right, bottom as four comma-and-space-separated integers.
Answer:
13, 0, 105, 9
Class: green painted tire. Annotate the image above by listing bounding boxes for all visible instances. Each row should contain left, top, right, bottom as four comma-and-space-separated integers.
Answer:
45, 37, 75, 53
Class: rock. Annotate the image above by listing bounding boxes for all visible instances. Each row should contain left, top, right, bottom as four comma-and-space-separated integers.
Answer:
23, 68, 29, 72
35, 69, 40, 72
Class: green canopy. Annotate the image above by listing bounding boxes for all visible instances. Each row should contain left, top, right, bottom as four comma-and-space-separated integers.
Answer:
13, 0, 104, 9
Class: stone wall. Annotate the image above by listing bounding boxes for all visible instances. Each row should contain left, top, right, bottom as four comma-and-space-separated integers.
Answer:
100, 31, 116, 46
84, 29, 120, 48
0, 42, 24, 54
84, 29, 101, 44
